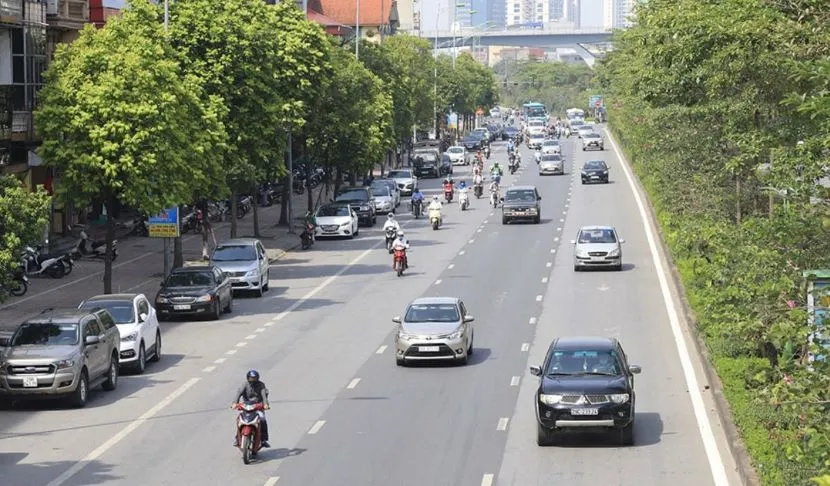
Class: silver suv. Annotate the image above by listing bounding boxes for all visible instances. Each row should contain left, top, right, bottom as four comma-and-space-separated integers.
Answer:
0, 308, 121, 407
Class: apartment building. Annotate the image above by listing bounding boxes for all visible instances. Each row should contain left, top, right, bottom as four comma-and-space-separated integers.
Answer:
604, 0, 635, 28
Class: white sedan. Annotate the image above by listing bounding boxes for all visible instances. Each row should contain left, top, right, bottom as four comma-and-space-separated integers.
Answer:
78, 293, 162, 374
315, 203, 359, 238
446, 146, 468, 165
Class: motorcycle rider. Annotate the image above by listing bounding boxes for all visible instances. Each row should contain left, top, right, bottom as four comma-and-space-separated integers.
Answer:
442, 177, 454, 200
489, 179, 500, 207
410, 187, 425, 215
490, 162, 503, 184
391, 230, 410, 269
456, 180, 470, 207
231, 370, 271, 448
428, 195, 444, 224
383, 213, 401, 232
507, 139, 515, 153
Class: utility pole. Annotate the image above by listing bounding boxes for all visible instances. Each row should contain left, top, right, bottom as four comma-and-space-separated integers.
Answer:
355, 0, 360, 59
287, 130, 295, 234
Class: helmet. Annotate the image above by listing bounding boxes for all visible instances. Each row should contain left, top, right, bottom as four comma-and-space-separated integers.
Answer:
397, 230, 404, 238
246, 370, 260, 381
387, 213, 395, 220
433, 195, 439, 201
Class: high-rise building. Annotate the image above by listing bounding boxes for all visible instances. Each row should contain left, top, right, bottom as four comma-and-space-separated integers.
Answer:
505, 0, 539, 26
455, 1, 474, 28
604, 0, 635, 28
549, 0, 564, 20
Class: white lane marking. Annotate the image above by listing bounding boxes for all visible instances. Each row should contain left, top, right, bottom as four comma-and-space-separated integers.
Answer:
510, 376, 520, 386
45, 378, 201, 486
489, 211, 494, 216
264, 322, 275, 327
556, 227, 562, 231
214, 358, 226, 364
376, 345, 388, 354
202, 366, 216, 373
529, 317, 537, 325
448, 264, 455, 270
245, 334, 257, 340
459, 250, 465, 255
542, 277, 548, 283
469, 239, 475, 243
255, 328, 266, 333
521, 343, 530, 351
606, 129, 730, 485
477, 228, 482, 233
235, 342, 248, 348
550, 249, 556, 253
264, 477, 280, 486
225, 349, 238, 355
346, 378, 361, 389
554, 237, 560, 242
482, 474, 495, 486
435, 279, 442, 285
546, 262, 552, 268
307, 420, 326, 435
497, 417, 510, 431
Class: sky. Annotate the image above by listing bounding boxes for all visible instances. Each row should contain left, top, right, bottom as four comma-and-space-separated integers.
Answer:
104, 0, 125, 7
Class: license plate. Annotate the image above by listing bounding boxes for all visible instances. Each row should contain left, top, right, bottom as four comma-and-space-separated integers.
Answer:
22, 376, 38, 388
591, 175, 599, 179
173, 304, 191, 310
571, 408, 598, 416
419, 346, 440, 352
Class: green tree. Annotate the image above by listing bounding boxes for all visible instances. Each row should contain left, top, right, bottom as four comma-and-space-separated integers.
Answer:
0, 176, 51, 301
495, 60, 593, 114
35, 0, 226, 293
437, 52, 499, 117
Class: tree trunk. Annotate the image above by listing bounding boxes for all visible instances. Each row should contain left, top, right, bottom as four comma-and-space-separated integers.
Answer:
103, 195, 115, 294
306, 167, 314, 212
334, 169, 342, 195
252, 186, 261, 238
278, 177, 289, 226
230, 191, 238, 238
173, 236, 183, 269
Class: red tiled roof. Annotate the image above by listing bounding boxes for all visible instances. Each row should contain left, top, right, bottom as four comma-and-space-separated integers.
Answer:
311, 0, 391, 27
308, 9, 347, 27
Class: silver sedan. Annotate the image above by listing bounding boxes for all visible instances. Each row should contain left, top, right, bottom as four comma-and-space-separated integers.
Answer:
393, 297, 475, 366
571, 225, 625, 271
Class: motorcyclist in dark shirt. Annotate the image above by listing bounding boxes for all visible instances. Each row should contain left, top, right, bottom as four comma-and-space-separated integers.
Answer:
231, 370, 271, 447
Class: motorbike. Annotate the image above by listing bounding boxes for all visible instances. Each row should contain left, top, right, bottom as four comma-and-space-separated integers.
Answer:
490, 190, 499, 208
473, 183, 483, 199
236, 194, 253, 219
31, 245, 74, 275
429, 207, 442, 230
21, 246, 66, 278
509, 161, 518, 174
300, 223, 315, 250
393, 248, 407, 277
385, 227, 397, 253
233, 401, 266, 464
484, 146, 491, 159
74, 231, 119, 261
411, 199, 423, 219
259, 182, 281, 207
459, 190, 469, 211
6, 265, 28, 296
443, 187, 453, 203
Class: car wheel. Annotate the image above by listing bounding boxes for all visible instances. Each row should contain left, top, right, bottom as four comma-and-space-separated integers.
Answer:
534, 215, 541, 224
537, 423, 556, 446
255, 282, 263, 298
396, 357, 406, 367
263, 271, 269, 291
354, 224, 359, 236
614, 263, 623, 271
581, 180, 586, 185
134, 343, 146, 374
467, 333, 474, 355
149, 331, 161, 362
102, 354, 119, 391
225, 293, 234, 312
574, 265, 580, 272
70, 370, 89, 408
211, 301, 221, 320
619, 422, 634, 446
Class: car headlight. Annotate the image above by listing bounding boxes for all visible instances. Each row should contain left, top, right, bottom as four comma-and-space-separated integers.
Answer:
608, 248, 620, 257
576, 249, 589, 257
245, 269, 258, 277
398, 332, 418, 341
609, 393, 630, 404
447, 329, 464, 340
121, 331, 138, 342
340, 222, 351, 227
195, 294, 212, 303
156, 296, 169, 304
602, 170, 608, 174
54, 359, 75, 370
539, 394, 564, 405
581, 171, 587, 175
360, 205, 370, 211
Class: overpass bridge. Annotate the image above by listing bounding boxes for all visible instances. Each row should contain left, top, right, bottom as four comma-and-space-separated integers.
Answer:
423, 27, 614, 67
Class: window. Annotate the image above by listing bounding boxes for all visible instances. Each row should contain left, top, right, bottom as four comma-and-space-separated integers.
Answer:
404, 304, 460, 323
98, 312, 116, 331
78, 301, 135, 324
513, 4, 519, 12
84, 319, 102, 338
577, 228, 617, 244
546, 349, 623, 375
212, 245, 256, 262
137, 299, 150, 318
165, 272, 214, 287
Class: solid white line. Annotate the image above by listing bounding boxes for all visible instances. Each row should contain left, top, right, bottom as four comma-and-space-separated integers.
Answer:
225, 349, 238, 355
481, 474, 494, 486
245, 335, 256, 340
606, 128, 730, 485
448, 264, 455, 270
469, 239, 475, 243
529, 317, 537, 325
264, 322, 275, 327
202, 366, 216, 373
510, 376, 520, 386
263, 477, 280, 486
307, 420, 326, 435
521, 343, 530, 351
346, 378, 361, 389
546, 262, 552, 268
459, 250, 465, 255
214, 358, 226, 364
542, 277, 548, 283
255, 327, 266, 333
497, 417, 510, 431
45, 378, 201, 486
376, 345, 388, 354
435, 279, 442, 285
235, 342, 248, 347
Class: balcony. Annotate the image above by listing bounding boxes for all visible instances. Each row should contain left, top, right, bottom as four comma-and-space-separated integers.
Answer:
0, 0, 23, 23
11, 110, 33, 142
47, 0, 89, 31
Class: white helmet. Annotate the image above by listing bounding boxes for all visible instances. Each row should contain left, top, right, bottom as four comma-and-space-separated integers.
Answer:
397, 230, 404, 238
387, 213, 395, 220
433, 195, 439, 201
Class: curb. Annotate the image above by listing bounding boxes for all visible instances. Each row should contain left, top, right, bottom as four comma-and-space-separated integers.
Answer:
606, 127, 760, 485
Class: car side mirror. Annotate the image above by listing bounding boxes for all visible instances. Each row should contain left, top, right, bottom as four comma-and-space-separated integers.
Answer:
629, 365, 642, 374
392, 316, 401, 324
537, 196, 542, 200
619, 239, 626, 244
499, 197, 504, 202
569, 240, 576, 244
463, 315, 475, 323
0, 337, 9, 347
529, 365, 542, 376
139, 313, 148, 323
85, 335, 100, 345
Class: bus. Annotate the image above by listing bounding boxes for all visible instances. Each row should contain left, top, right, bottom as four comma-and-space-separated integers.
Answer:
523, 102, 546, 119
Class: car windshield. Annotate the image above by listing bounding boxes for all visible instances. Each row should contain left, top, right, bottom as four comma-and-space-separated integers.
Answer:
584, 133, 600, 138
211, 245, 256, 262
11, 322, 79, 346
546, 349, 622, 376
584, 161, 607, 170
318, 205, 350, 217
165, 272, 213, 287
541, 155, 561, 162
505, 190, 537, 202
448, 147, 464, 154
543, 141, 559, 146
388, 171, 411, 179
414, 154, 437, 163
578, 229, 617, 244
404, 304, 460, 323
79, 301, 135, 324
336, 190, 369, 201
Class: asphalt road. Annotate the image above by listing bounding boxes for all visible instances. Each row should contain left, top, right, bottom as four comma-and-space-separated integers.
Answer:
0, 131, 742, 486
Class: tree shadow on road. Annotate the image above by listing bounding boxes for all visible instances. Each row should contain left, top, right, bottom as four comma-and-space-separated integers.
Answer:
0, 454, 121, 485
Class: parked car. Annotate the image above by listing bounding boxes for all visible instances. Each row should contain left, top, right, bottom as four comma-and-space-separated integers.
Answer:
0, 307, 121, 407
315, 203, 359, 239
78, 293, 161, 373
387, 169, 417, 196
155, 265, 233, 320
529, 336, 641, 446
371, 179, 401, 208
393, 297, 475, 366
571, 225, 624, 271
501, 185, 542, 224
210, 239, 270, 297
334, 186, 377, 226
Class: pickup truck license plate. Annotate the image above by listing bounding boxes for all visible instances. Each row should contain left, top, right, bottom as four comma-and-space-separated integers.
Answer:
419, 346, 440, 352
23, 376, 38, 388
571, 408, 598, 416
173, 304, 191, 310
591, 175, 599, 179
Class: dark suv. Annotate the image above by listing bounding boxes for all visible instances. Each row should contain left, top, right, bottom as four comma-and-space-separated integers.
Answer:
501, 185, 542, 224
335, 186, 377, 226
0, 308, 121, 407
529, 336, 641, 446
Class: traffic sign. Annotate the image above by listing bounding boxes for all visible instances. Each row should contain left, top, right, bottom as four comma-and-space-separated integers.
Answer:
595, 99, 602, 107
148, 207, 180, 238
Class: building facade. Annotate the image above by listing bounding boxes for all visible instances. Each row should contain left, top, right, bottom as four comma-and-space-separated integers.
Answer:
604, 0, 634, 28
471, 0, 505, 30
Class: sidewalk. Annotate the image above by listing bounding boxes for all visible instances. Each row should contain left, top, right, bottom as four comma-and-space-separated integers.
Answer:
0, 186, 325, 324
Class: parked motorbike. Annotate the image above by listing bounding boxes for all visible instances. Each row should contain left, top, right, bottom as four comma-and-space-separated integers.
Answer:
74, 231, 118, 261
258, 182, 281, 207
429, 208, 442, 230
5, 265, 28, 296
300, 223, 315, 250
31, 245, 74, 275
459, 190, 469, 211
233, 401, 266, 464
385, 227, 397, 254
236, 194, 253, 219
393, 249, 407, 277
21, 246, 66, 278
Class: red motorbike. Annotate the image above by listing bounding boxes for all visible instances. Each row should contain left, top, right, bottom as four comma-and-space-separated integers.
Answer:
443, 184, 454, 203
393, 249, 407, 277
234, 401, 266, 464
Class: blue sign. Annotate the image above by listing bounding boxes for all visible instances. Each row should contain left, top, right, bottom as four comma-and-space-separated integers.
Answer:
589, 95, 603, 108
147, 207, 180, 238
447, 112, 458, 129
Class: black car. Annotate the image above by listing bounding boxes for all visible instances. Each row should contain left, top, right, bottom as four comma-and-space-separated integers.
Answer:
335, 186, 377, 225
501, 185, 541, 224
529, 336, 641, 446
413, 153, 440, 178
581, 160, 609, 184
502, 126, 520, 140
155, 265, 233, 321
461, 135, 483, 151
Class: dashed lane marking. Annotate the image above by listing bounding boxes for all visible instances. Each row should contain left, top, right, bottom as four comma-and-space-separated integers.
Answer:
263, 478, 280, 486
510, 376, 520, 386
235, 342, 248, 348
529, 317, 537, 325
546, 262, 552, 268
521, 343, 530, 351
347, 378, 361, 389
542, 277, 549, 283
255, 328, 266, 333
225, 349, 238, 355
497, 417, 510, 431
448, 264, 455, 269
245, 335, 256, 340
376, 345, 388, 354
307, 420, 326, 435
435, 279, 442, 285
481, 474, 494, 486
202, 366, 216, 373
214, 358, 226, 364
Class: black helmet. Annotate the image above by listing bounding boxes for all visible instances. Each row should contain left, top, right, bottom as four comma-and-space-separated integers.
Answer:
246, 370, 260, 381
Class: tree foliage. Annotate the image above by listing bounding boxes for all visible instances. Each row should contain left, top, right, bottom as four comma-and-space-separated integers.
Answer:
0, 176, 50, 301
437, 52, 499, 116
495, 60, 593, 114
598, 0, 830, 482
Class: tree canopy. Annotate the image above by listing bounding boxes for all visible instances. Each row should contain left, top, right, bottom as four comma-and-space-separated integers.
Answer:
0, 176, 50, 301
